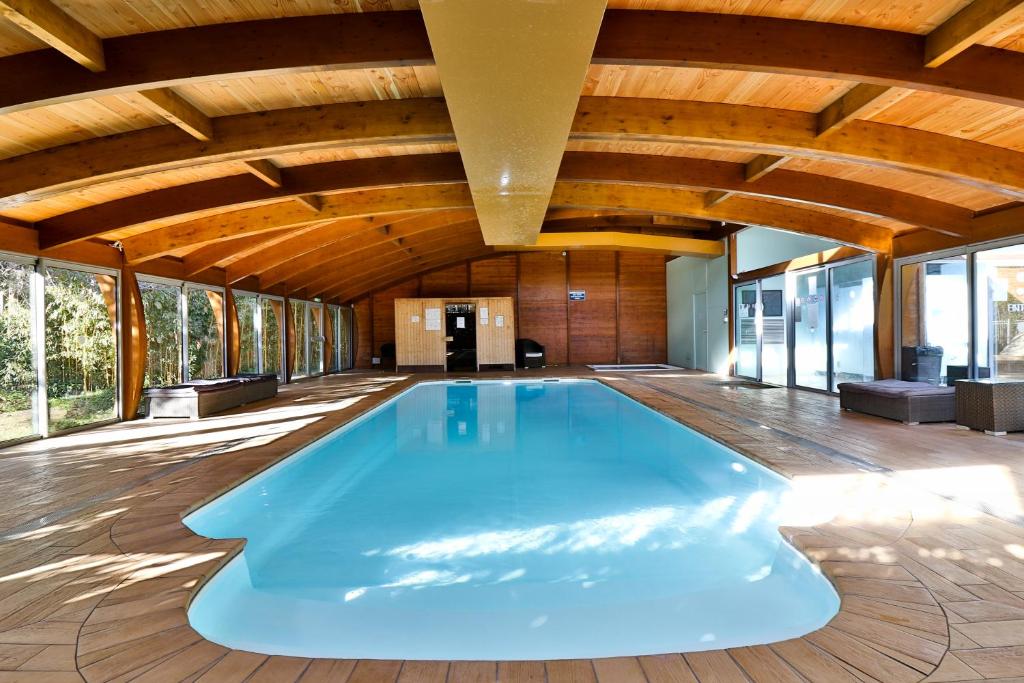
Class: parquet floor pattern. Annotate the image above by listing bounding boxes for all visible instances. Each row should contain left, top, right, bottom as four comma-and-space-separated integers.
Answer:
0, 369, 1023, 682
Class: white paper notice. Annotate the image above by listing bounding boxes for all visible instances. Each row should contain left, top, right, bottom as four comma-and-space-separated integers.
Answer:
480, 307, 489, 318
456, 317, 466, 329
411, 315, 420, 323
425, 319, 441, 331
425, 308, 441, 321
495, 315, 504, 328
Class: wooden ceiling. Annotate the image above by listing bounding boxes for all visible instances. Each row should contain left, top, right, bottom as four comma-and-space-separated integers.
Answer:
1, 0, 1023, 302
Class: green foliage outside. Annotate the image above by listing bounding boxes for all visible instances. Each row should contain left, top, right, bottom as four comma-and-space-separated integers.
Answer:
43, 268, 116, 432
0, 261, 35, 439
140, 282, 182, 389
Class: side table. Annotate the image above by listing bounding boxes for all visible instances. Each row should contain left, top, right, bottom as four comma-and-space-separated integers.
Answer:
955, 379, 1024, 435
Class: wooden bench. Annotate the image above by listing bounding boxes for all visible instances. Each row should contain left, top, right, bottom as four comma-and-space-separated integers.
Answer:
144, 374, 278, 419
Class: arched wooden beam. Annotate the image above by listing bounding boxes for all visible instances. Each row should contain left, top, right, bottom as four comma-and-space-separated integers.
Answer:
255, 212, 479, 288
117, 180, 891, 275
38, 149, 969, 252
300, 221, 487, 290
117, 180, 891, 264
312, 232, 491, 301
214, 211, 461, 284
328, 245, 499, 304
14, 96, 1024, 226
3, 10, 1024, 116
290, 223, 488, 297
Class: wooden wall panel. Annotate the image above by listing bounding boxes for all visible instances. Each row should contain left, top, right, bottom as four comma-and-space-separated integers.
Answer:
517, 252, 569, 365
372, 280, 419, 357
476, 297, 515, 367
394, 298, 446, 368
618, 253, 668, 364
567, 251, 617, 364
353, 298, 372, 368
470, 255, 517, 298
356, 252, 668, 367
420, 263, 468, 297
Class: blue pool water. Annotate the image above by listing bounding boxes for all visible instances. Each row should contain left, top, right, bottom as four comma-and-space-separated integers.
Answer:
185, 380, 838, 660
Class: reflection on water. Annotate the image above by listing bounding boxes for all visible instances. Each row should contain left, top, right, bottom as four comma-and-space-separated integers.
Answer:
186, 381, 838, 660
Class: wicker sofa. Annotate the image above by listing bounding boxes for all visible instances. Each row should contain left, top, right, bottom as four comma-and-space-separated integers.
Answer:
837, 379, 956, 425
144, 373, 278, 419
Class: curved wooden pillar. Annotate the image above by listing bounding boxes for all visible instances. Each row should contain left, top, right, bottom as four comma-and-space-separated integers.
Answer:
324, 306, 335, 374
285, 298, 296, 383
875, 253, 895, 380
225, 288, 240, 376
119, 264, 147, 419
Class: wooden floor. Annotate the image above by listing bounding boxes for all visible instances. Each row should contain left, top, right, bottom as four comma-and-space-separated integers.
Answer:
1, 368, 1024, 682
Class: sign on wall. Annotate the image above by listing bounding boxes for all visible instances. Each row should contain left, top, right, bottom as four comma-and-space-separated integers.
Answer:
569, 290, 586, 301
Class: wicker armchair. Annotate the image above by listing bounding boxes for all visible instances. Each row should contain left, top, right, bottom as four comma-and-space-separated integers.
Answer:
515, 339, 546, 368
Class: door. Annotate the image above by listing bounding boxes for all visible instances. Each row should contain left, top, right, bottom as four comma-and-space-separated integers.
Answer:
734, 283, 758, 378
792, 268, 829, 390
693, 292, 708, 371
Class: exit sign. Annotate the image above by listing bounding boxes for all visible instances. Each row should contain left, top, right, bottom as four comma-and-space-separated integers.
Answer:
569, 290, 586, 301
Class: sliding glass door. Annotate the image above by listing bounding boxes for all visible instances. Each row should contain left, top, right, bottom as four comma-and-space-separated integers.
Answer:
43, 266, 118, 433
830, 259, 875, 390
975, 243, 1024, 380
735, 256, 875, 392
792, 268, 829, 390
0, 258, 38, 442
733, 283, 758, 379
899, 256, 969, 385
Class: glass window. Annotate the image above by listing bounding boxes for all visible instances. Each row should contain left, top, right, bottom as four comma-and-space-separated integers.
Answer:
0, 260, 38, 441
187, 288, 224, 380
44, 267, 117, 433
900, 256, 968, 385
262, 298, 283, 379
830, 259, 875, 390
140, 281, 182, 389
793, 269, 828, 390
309, 303, 324, 376
291, 300, 307, 378
975, 243, 1024, 380
733, 283, 758, 379
760, 274, 787, 387
237, 293, 258, 375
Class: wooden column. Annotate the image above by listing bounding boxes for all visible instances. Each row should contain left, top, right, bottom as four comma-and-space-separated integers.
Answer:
324, 306, 335, 374
285, 298, 295, 382
224, 287, 240, 376
119, 264, 146, 419
875, 252, 895, 379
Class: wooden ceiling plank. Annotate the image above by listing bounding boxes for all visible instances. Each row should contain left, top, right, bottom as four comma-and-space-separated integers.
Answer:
816, 83, 913, 137
4, 11, 1024, 116
136, 88, 214, 141
925, 0, 1024, 68
243, 159, 283, 188
0, 0, 103, 71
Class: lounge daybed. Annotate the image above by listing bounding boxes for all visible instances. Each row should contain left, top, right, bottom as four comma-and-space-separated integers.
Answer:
144, 373, 278, 419
837, 379, 955, 425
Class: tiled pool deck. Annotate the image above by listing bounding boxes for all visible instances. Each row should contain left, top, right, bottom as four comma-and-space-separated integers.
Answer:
1, 368, 1024, 682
